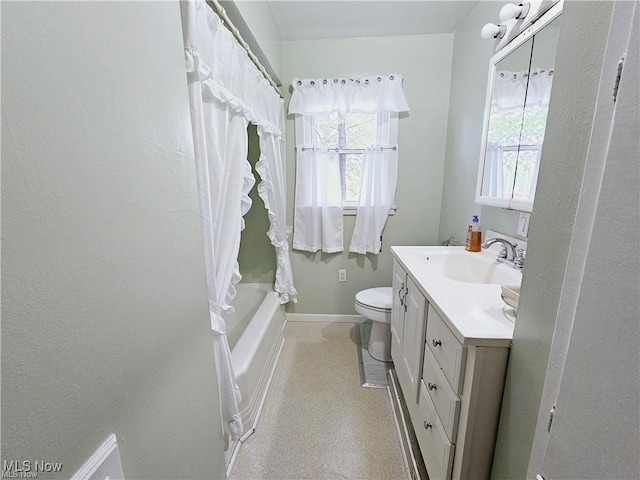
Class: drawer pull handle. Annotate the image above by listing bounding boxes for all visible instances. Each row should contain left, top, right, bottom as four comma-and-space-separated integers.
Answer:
428, 382, 437, 391
432, 339, 442, 347
423, 421, 433, 430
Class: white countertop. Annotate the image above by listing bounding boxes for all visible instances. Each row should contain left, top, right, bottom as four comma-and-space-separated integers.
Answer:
391, 245, 520, 348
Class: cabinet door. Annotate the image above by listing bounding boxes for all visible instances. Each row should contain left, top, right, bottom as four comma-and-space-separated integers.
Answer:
400, 276, 427, 404
390, 260, 406, 354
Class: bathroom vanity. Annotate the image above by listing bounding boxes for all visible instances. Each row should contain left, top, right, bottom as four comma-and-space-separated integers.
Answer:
390, 245, 520, 480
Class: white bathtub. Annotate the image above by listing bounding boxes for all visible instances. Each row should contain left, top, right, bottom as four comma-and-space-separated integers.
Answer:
223, 283, 286, 470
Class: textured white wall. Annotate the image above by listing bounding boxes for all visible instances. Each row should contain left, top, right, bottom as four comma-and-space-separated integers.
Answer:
281, 34, 454, 314
527, 1, 638, 475
1, 2, 227, 478
491, 1, 615, 477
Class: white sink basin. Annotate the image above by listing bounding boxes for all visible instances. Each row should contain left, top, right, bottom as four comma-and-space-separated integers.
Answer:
391, 245, 520, 345
423, 252, 522, 285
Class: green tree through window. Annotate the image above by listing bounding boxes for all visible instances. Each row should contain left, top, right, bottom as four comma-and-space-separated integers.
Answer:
314, 112, 377, 202
487, 104, 549, 199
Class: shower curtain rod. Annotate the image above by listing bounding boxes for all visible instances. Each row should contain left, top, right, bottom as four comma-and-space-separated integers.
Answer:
206, 0, 284, 99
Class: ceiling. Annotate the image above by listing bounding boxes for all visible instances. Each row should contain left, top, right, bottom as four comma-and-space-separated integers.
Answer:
266, 1, 479, 41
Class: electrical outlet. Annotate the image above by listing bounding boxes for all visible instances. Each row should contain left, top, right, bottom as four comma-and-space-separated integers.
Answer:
338, 269, 347, 282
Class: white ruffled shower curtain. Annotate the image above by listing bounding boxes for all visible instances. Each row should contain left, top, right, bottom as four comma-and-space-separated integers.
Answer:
256, 121, 298, 302
289, 75, 409, 254
181, 0, 296, 441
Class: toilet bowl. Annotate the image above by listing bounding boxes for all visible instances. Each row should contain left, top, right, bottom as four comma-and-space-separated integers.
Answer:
355, 287, 393, 362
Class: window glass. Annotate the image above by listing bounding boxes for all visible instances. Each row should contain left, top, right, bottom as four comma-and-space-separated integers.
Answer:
314, 113, 339, 147
312, 113, 376, 202
487, 105, 548, 200
512, 148, 539, 199
314, 113, 377, 149
487, 108, 524, 147
344, 113, 376, 149
501, 150, 518, 199
519, 105, 548, 145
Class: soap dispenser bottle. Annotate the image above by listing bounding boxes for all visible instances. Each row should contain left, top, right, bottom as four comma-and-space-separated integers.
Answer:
465, 215, 482, 252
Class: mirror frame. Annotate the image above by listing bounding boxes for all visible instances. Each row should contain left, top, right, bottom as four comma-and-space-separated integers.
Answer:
475, 1, 563, 212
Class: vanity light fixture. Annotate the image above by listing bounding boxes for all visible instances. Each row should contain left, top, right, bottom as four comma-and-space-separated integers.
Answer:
481, 22, 507, 39
499, 2, 531, 22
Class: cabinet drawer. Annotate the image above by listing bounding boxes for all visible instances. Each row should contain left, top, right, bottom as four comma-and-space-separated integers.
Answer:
416, 381, 455, 480
426, 305, 466, 394
422, 347, 461, 443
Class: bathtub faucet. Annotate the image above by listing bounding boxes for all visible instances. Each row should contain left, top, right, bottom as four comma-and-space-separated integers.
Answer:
481, 237, 525, 269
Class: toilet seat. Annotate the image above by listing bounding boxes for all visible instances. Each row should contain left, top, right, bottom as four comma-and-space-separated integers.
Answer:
355, 287, 392, 324
354, 287, 393, 362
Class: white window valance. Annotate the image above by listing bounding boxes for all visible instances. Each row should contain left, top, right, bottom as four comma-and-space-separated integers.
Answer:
288, 74, 410, 115
493, 68, 554, 111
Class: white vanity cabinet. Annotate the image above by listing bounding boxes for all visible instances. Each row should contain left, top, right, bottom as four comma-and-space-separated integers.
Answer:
391, 259, 427, 406
390, 250, 512, 480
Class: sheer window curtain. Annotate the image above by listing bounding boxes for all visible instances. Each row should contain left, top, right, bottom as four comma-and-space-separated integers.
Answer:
181, 0, 297, 441
493, 68, 554, 110
482, 142, 505, 197
289, 75, 409, 254
292, 116, 344, 253
349, 111, 398, 254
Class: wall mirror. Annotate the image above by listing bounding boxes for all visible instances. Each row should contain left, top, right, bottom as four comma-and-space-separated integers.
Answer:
476, 5, 562, 212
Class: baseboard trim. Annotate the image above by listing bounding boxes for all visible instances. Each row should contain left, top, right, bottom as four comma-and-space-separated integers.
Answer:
286, 313, 367, 324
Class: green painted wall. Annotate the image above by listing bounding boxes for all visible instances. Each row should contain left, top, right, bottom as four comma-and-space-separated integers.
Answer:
1, 2, 226, 478
223, 0, 283, 83
281, 34, 455, 314
238, 124, 277, 284
438, 1, 523, 246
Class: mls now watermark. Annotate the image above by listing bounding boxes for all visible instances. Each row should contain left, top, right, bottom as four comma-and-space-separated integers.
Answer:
2, 460, 63, 478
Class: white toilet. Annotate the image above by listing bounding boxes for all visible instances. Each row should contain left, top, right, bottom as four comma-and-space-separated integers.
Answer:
355, 287, 393, 362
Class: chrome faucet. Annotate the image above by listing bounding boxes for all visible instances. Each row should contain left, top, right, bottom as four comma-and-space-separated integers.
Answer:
481, 237, 525, 269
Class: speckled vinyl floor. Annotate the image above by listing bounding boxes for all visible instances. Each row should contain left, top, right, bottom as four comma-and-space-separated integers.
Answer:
229, 321, 408, 480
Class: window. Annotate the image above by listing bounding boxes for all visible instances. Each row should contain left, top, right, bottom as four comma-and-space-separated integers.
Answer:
299, 111, 398, 214
289, 74, 408, 254
313, 112, 377, 204
486, 101, 548, 200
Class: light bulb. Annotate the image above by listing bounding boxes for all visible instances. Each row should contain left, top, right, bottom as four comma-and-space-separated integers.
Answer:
481, 23, 507, 39
499, 2, 531, 22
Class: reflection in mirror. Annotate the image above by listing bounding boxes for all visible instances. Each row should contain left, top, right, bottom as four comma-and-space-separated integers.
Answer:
476, 5, 562, 212
482, 37, 534, 200
514, 16, 561, 203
